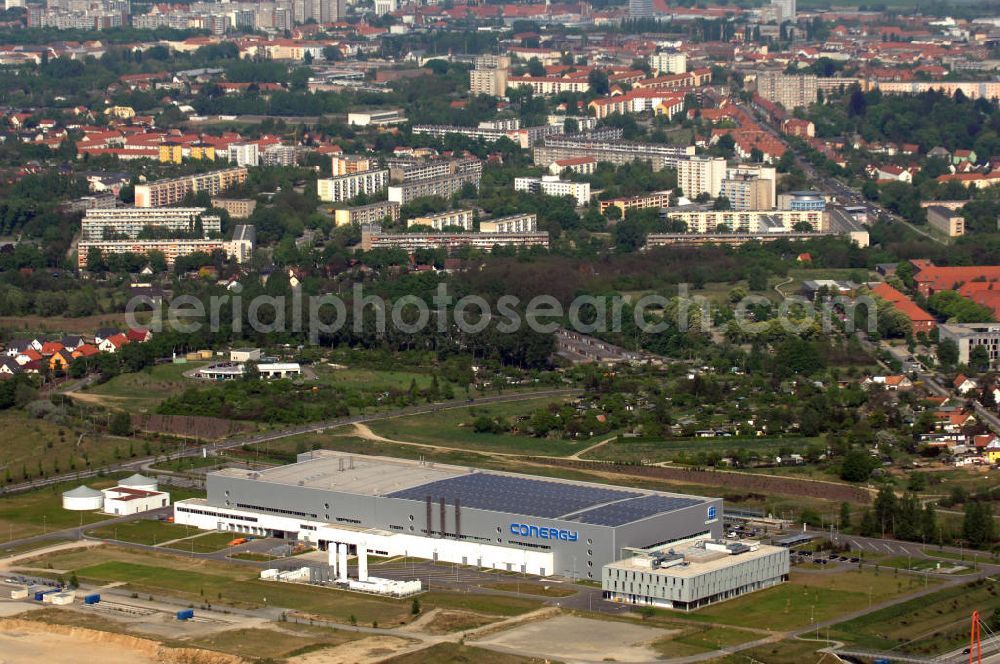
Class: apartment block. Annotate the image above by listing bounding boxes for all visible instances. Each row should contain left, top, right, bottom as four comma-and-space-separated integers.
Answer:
648, 52, 687, 75
925, 205, 966, 237
133, 168, 248, 208
211, 198, 257, 219
261, 144, 297, 166
332, 154, 376, 176
388, 157, 482, 183
81, 208, 221, 241
599, 191, 673, 216
361, 228, 548, 252
227, 143, 260, 167
720, 174, 773, 211
470, 68, 509, 97
317, 169, 390, 203
754, 71, 817, 109
677, 156, 727, 199
514, 175, 591, 206
660, 209, 826, 233
479, 213, 537, 233
534, 133, 694, 171
408, 209, 474, 231
333, 201, 401, 227
387, 172, 481, 205
79, 225, 255, 269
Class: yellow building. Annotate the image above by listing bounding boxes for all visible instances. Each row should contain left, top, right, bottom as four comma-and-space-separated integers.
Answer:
159, 143, 183, 164
189, 142, 216, 161
105, 105, 136, 119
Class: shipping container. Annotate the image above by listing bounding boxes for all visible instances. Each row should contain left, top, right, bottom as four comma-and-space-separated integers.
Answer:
34, 589, 58, 601
84, 594, 101, 605
176, 609, 194, 621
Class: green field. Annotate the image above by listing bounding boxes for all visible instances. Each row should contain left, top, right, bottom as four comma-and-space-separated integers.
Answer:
185, 624, 363, 660
80, 362, 207, 411
653, 624, 760, 658
314, 364, 441, 391
682, 570, 935, 631
481, 582, 576, 597
0, 409, 127, 479
829, 578, 1000, 655
705, 639, 828, 664
162, 531, 246, 553
0, 476, 125, 540
85, 519, 197, 546
581, 436, 823, 464
366, 396, 594, 456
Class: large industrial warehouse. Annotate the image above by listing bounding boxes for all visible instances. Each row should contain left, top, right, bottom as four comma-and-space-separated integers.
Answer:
174, 450, 787, 605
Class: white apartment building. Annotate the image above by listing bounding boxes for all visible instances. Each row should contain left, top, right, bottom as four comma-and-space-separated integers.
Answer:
408, 209, 474, 231
514, 175, 591, 206
81, 208, 221, 241
720, 164, 777, 211
479, 213, 537, 233
317, 169, 390, 203
227, 143, 260, 168
134, 168, 248, 208
677, 156, 727, 199
648, 52, 687, 75
470, 68, 509, 97
661, 209, 826, 234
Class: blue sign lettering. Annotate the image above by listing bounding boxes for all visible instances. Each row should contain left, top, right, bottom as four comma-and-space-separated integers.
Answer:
510, 523, 578, 542
707, 506, 718, 521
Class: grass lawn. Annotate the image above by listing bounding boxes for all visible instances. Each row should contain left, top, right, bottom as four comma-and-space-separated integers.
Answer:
80, 363, 206, 411
185, 624, 362, 660
85, 519, 196, 546
828, 578, 1000, 655
0, 409, 126, 479
652, 625, 760, 657
228, 552, 277, 562
481, 581, 576, 597
383, 642, 547, 664
253, 433, 499, 469
314, 364, 440, 392
923, 547, 998, 564
162, 531, 246, 553
704, 639, 827, 664
682, 569, 935, 631
0, 537, 73, 559
367, 396, 594, 456
148, 455, 229, 472
0, 476, 126, 540
22, 546, 540, 625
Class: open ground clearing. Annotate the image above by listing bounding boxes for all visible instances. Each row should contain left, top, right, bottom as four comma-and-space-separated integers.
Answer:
471, 614, 670, 663
78, 363, 208, 412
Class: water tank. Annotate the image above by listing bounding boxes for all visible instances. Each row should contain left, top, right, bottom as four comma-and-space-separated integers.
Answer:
118, 473, 157, 492
62, 486, 104, 511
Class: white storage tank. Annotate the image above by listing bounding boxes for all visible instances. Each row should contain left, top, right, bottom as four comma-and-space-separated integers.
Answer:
62, 486, 104, 511
118, 473, 157, 492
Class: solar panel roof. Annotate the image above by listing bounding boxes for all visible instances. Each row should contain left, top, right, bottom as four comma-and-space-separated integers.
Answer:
569, 494, 704, 527
387, 473, 641, 519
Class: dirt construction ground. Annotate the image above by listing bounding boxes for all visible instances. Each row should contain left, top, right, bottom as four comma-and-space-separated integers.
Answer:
470, 614, 674, 663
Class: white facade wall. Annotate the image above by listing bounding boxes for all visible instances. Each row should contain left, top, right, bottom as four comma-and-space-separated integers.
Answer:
102, 490, 170, 516
677, 156, 727, 199
317, 170, 390, 203
174, 500, 555, 575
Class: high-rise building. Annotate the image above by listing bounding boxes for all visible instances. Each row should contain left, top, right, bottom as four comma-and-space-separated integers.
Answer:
721, 164, 776, 210
317, 169, 390, 203
629, 0, 654, 19
648, 52, 686, 75
470, 68, 509, 98
755, 71, 817, 109
676, 156, 727, 199
771, 0, 795, 22
227, 143, 260, 168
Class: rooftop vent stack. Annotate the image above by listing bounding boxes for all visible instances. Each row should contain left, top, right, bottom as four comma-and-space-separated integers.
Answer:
440, 497, 447, 537
425, 495, 433, 537
455, 497, 461, 538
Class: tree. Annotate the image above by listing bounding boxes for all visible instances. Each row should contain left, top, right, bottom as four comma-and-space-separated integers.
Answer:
712, 196, 731, 211
874, 486, 898, 535
969, 345, 990, 373
109, 411, 132, 436
860, 508, 878, 537
938, 338, 959, 368
963, 501, 995, 549
840, 449, 875, 482
411, 598, 421, 615
839, 502, 851, 531
587, 68, 610, 95
527, 57, 545, 77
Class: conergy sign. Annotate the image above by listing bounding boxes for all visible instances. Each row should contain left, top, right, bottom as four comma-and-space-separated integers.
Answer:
510, 523, 579, 541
